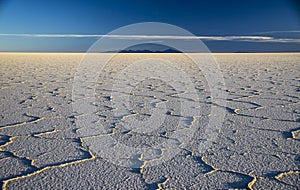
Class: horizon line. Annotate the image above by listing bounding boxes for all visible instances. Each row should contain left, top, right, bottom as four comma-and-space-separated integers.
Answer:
1, 51, 300, 54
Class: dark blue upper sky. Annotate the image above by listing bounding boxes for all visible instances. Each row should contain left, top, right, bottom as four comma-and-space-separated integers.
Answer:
0, 0, 299, 52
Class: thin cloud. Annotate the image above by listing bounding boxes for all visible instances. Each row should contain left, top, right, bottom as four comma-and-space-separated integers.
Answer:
0, 33, 299, 43
0, 34, 102, 38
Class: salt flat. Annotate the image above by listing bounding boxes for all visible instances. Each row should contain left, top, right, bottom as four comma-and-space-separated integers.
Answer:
0, 53, 299, 189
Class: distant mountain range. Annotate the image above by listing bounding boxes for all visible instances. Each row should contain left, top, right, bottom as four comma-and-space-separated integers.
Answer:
104, 43, 182, 53
101, 43, 258, 53
104, 49, 253, 53
118, 48, 181, 53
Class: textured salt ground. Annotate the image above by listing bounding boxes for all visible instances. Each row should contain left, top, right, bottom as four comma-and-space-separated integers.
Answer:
0, 53, 299, 189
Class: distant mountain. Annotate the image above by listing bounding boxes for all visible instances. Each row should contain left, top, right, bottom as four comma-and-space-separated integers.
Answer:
234, 51, 251, 53
104, 43, 182, 53
119, 48, 181, 53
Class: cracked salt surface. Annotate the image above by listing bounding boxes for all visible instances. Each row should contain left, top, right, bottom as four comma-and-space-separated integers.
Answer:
0, 53, 299, 189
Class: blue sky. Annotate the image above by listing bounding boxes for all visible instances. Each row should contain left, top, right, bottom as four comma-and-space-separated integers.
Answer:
0, 0, 299, 52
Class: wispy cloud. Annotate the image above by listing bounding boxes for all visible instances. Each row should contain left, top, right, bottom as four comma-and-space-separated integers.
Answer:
0, 34, 102, 38
0, 33, 299, 43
